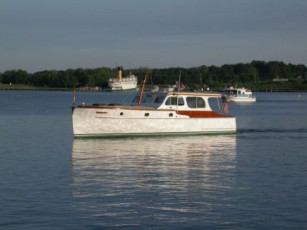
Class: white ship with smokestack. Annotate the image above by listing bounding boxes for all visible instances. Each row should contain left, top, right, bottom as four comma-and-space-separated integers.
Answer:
108, 67, 138, 91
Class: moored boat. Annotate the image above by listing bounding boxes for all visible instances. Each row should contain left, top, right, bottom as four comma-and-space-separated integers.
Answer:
108, 67, 137, 91
223, 87, 256, 102
72, 91, 236, 137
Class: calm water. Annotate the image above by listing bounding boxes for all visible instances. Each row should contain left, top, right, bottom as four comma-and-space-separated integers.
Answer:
0, 90, 307, 229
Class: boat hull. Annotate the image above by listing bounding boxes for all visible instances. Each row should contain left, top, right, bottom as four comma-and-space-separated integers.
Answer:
109, 84, 137, 91
228, 96, 256, 102
72, 106, 236, 137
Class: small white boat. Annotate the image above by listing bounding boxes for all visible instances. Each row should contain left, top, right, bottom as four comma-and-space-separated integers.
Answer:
223, 87, 256, 102
163, 81, 186, 92
72, 91, 236, 137
108, 67, 137, 91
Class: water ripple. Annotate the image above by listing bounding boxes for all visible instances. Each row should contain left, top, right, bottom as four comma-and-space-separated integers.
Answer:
71, 136, 237, 228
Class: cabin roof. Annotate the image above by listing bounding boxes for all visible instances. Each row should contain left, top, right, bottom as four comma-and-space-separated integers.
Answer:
167, 91, 221, 98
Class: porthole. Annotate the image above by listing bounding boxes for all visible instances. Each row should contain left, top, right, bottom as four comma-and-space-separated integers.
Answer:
120, 112, 124, 116
144, 113, 150, 117
169, 113, 173, 117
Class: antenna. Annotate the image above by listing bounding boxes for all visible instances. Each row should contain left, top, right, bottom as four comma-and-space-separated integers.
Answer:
178, 70, 181, 92
176, 70, 182, 112
72, 79, 76, 106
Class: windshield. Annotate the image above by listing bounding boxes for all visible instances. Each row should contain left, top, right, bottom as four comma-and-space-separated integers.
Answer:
132, 93, 166, 105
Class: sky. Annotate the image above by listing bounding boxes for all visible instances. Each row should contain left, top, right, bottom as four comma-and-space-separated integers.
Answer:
1, 0, 307, 73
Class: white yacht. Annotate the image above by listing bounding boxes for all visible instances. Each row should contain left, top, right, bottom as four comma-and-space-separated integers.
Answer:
223, 87, 256, 102
72, 91, 236, 137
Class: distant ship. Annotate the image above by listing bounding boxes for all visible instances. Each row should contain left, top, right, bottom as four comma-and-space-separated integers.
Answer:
108, 67, 137, 91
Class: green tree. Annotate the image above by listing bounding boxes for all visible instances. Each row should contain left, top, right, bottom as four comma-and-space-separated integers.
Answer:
2, 70, 29, 84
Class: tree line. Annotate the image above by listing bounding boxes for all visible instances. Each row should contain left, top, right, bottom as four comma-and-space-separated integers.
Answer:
1, 61, 306, 90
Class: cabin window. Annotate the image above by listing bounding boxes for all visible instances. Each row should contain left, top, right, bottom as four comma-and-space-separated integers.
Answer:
187, 97, 205, 108
132, 95, 153, 103
144, 95, 153, 103
133, 94, 166, 104
165, 97, 184, 106
154, 95, 166, 103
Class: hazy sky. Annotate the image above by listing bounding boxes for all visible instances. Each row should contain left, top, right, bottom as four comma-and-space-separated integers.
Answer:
1, 0, 307, 72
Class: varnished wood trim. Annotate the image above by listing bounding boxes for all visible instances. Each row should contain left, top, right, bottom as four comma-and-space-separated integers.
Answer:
177, 111, 232, 118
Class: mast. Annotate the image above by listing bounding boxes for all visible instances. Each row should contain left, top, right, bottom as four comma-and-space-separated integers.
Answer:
178, 70, 181, 92
138, 72, 149, 105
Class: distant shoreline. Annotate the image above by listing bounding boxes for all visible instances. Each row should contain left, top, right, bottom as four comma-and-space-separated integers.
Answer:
0, 84, 72, 91
1, 84, 306, 92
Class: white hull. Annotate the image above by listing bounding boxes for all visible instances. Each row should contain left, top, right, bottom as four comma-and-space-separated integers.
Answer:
108, 81, 137, 91
228, 96, 256, 103
72, 106, 236, 137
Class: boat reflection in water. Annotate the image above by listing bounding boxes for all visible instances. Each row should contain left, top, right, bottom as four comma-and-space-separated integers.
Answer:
71, 135, 237, 228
